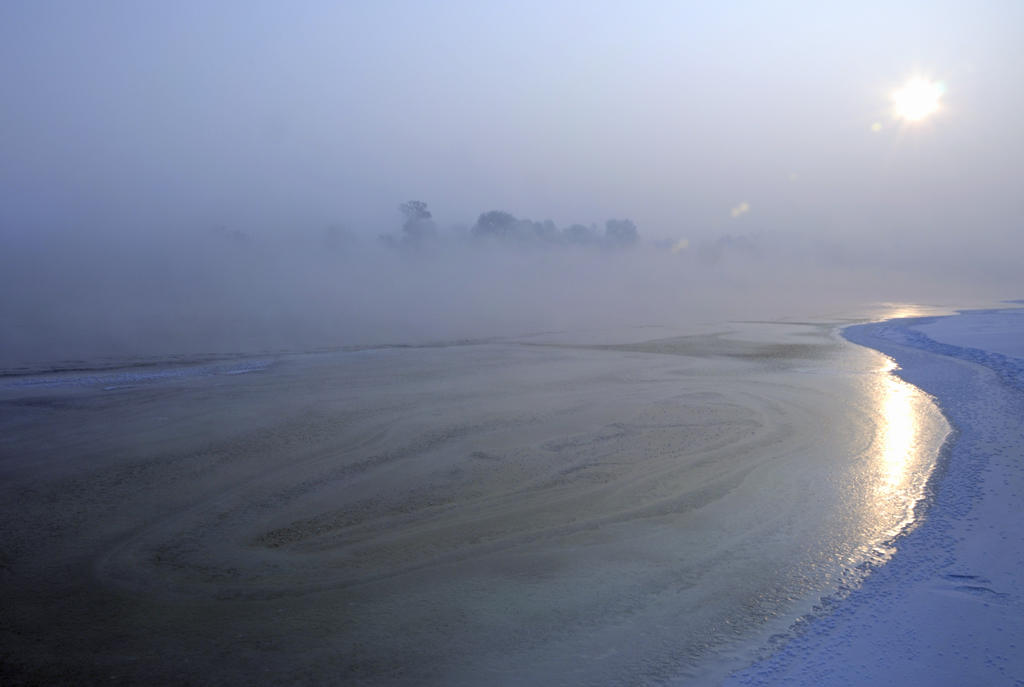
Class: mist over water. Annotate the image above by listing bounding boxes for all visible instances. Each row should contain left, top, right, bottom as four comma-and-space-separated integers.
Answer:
0, 214, 1015, 368
3, 2, 1024, 366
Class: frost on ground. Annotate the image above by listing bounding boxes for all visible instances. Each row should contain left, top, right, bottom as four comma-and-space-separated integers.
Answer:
727, 307, 1024, 686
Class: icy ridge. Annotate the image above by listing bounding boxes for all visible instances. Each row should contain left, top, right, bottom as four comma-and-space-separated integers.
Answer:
1, 358, 274, 390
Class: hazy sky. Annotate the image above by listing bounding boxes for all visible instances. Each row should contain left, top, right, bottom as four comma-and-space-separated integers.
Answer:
3, 1, 1022, 237
2, 1, 1023, 363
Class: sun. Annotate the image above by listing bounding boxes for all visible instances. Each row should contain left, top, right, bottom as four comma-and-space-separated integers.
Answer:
892, 77, 945, 122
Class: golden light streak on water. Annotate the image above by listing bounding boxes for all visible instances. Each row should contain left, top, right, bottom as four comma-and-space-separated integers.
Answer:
867, 357, 942, 544
877, 303, 934, 320
879, 359, 916, 493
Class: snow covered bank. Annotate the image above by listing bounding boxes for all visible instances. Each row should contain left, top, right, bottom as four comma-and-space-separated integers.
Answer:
726, 307, 1024, 686
913, 306, 1024, 360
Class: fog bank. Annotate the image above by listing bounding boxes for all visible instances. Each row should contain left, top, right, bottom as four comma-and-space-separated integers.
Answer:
2, 208, 1016, 367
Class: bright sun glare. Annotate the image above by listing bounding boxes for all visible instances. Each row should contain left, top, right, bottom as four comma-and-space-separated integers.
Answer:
892, 77, 945, 122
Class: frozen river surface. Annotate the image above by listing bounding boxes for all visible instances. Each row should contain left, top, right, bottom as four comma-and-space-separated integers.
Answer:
729, 307, 1024, 686
0, 320, 948, 685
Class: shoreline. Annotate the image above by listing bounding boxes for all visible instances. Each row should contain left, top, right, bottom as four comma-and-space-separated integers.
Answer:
727, 308, 1024, 685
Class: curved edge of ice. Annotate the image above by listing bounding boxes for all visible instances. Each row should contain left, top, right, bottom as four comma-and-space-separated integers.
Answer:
724, 307, 1024, 686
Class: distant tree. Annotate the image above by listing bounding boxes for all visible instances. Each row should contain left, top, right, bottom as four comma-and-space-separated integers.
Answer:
472, 210, 520, 239
604, 218, 639, 247
563, 223, 597, 245
536, 219, 560, 242
398, 200, 436, 242
399, 200, 431, 223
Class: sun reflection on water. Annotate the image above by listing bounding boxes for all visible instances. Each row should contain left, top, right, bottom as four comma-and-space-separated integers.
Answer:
879, 360, 916, 492
871, 357, 934, 539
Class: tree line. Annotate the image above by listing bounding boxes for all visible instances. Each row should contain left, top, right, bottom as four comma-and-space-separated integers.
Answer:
389, 200, 639, 249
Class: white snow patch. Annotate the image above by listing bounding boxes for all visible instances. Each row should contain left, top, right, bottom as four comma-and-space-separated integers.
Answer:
913, 307, 1024, 359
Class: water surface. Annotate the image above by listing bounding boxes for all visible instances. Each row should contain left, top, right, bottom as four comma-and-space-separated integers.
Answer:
0, 321, 949, 684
